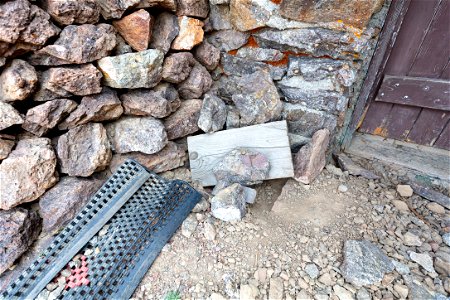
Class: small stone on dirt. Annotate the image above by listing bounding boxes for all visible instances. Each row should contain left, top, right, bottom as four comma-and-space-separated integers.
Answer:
409, 252, 435, 273
181, 214, 198, 238
397, 185, 413, 197
211, 183, 247, 222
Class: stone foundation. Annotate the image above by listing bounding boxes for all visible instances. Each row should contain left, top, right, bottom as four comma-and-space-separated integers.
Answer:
0, 0, 388, 279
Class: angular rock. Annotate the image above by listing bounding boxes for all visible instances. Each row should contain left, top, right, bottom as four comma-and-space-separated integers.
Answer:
194, 41, 220, 71
305, 263, 320, 279
18, 5, 60, 48
207, 30, 249, 51
213, 148, 270, 189
236, 47, 284, 62
96, 0, 140, 19
121, 85, 180, 118
0, 0, 30, 44
294, 129, 330, 184
34, 64, 103, 101
221, 53, 286, 81
0, 102, 23, 131
171, 16, 204, 50
149, 12, 179, 54
57, 123, 111, 177
22, 99, 77, 136
0, 135, 14, 160
0, 138, 58, 210
409, 252, 435, 273
211, 183, 247, 222
402, 275, 434, 300
178, 63, 212, 99
336, 153, 379, 180
177, 0, 209, 18
226, 105, 240, 129
341, 240, 394, 286
229, 0, 270, 31
280, 0, 383, 30
39, 177, 103, 233
109, 141, 186, 173
403, 231, 422, 247
162, 52, 196, 83
0, 59, 37, 102
443, 233, 450, 247
198, 94, 227, 133
113, 9, 152, 51
42, 0, 100, 25
0, 208, 41, 275
434, 250, 450, 276
208, 4, 232, 31
106, 116, 167, 154
181, 214, 198, 238
114, 34, 133, 55
58, 88, 123, 130
397, 185, 413, 197
269, 277, 284, 300
333, 285, 354, 300
97, 49, 164, 89
137, 0, 176, 11
164, 99, 202, 140
29, 24, 117, 66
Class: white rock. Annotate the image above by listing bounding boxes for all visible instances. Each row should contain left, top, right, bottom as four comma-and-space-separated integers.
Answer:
403, 231, 422, 247
392, 200, 410, 212
269, 277, 283, 300
394, 284, 409, 299
397, 185, 413, 197
338, 185, 348, 193
333, 285, 354, 300
409, 252, 435, 273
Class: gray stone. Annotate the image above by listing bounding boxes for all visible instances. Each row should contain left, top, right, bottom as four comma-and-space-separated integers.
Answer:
181, 214, 198, 238
178, 63, 212, 99
402, 275, 434, 300
114, 34, 133, 55
208, 4, 232, 30
0, 208, 41, 275
29, 24, 117, 66
305, 263, 319, 279
198, 94, 227, 133
0, 102, 23, 131
409, 252, 435, 273
392, 260, 410, 275
0, 138, 58, 210
177, 0, 209, 18
229, 0, 270, 31
356, 288, 371, 300
336, 153, 379, 180
403, 231, 422, 247
162, 52, 196, 83
221, 53, 286, 81
341, 240, 394, 286
137, 0, 176, 11
207, 30, 249, 51
121, 85, 180, 118
434, 251, 450, 276
58, 88, 123, 130
34, 64, 103, 101
236, 47, 284, 62
269, 277, 284, 300
97, 49, 164, 89
106, 116, 167, 155
149, 12, 179, 54
96, 0, 140, 19
164, 99, 202, 140
0, 59, 38, 102
42, 0, 100, 25
225, 105, 240, 129
211, 183, 247, 222
22, 99, 77, 136
194, 41, 220, 71
443, 233, 450, 247
333, 285, 354, 300
57, 123, 112, 177
213, 148, 270, 187
39, 177, 103, 233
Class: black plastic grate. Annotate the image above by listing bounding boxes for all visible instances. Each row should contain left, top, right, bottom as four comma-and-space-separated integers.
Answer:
1, 159, 201, 300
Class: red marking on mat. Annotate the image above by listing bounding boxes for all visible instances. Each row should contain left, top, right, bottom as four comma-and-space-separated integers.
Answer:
65, 258, 90, 289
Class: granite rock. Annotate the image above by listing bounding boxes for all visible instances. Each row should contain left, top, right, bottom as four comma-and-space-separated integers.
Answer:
0, 102, 23, 131
162, 52, 196, 83
0, 59, 38, 102
164, 99, 202, 140
113, 9, 153, 51
178, 63, 212, 99
198, 94, 227, 133
149, 12, 179, 54
172, 16, 204, 50
42, 0, 100, 25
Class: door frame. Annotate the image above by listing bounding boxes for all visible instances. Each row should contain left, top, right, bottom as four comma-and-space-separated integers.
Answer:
341, 0, 411, 149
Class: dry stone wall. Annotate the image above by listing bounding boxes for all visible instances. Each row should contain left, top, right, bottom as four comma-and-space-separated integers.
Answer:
0, 0, 387, 277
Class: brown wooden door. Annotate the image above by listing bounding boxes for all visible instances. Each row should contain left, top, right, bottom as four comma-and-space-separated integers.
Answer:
359, 0, 450, 150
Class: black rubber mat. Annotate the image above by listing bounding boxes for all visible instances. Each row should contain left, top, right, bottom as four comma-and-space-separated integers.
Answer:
2, 159, 202, 300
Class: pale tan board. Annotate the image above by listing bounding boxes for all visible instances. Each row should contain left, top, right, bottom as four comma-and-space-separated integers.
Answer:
187, 120, 294, 186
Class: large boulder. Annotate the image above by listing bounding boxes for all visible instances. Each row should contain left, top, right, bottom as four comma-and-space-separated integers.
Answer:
0, 102, 23, 131
164, 99, 202, 140
106, 116, 168, 154
197, 94, 227, 133
113, 9, 153, 51
29, 24, 117, 66
0, 59, 38, 102
22, 99, 77, 136
0, 138, 58, 210
341, 240, 394, 286
34, 64, 103, 101
39, 177, 103, 233
171, 16, 204, 51
58, 88, 123, 130
42, 0, 100, 25
177, 63, 212, 99
0, 208, 41, 275
57, 123, 112, 177
121, 84, 180, 118
293, 129, 330, 184
149, 12, 179, 54
97, 49, 164, 89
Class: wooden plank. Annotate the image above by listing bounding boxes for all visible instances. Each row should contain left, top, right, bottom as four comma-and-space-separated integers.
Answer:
407, 109, 450, 146
383, 104, 421, 140
384, 0, 440, 76
434, 120, 450, 150
440, 60, 450, 79
341, 0, 411, 149
187, 121, 294, 186
359, 102, 393, 136
347, 133, 450, 180
408, 0, 450, 78
375, 75, 450, 111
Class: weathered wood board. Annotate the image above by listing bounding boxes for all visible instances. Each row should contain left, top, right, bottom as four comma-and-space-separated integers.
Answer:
347, 133, 450, 181
187, 121, 294, 187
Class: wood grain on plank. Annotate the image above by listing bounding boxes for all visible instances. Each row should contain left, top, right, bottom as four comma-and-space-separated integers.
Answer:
434, 120, 450, 150
375, 75, 450, 111
359, 102, 393, 136
382, 104, 421, 140
187, 121, 294, 186
347, 133, 450, 180
407, 109, 450, 146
